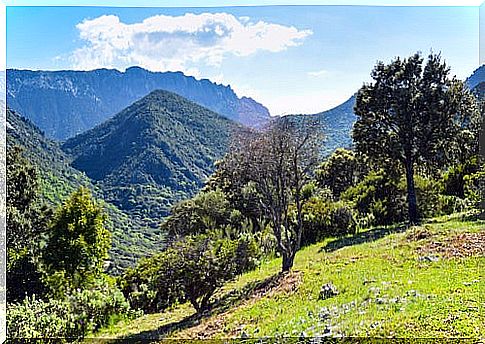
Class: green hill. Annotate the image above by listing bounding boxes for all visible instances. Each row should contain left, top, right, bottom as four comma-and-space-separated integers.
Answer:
7, 108, 162, 273
93, 214, 484, 339
62, 89, 242, 231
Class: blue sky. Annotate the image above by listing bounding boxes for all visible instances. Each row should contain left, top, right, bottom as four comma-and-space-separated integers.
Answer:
6, 5, 479, 115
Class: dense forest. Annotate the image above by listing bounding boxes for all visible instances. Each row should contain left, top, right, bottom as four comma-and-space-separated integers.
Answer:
6, 53, 484, 340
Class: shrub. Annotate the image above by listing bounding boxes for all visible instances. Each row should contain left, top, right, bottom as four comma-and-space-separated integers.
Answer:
442, 156, 480, 198
341, 170, 406, 226
464, 167, 485, 210
7, 278, 134, 341
122, 234, 259, 314
121, 249, 182, 313
7, 296, 79, 341
315, 148, 367, 198
67, 278, 134, 334
300, 198, 357, 246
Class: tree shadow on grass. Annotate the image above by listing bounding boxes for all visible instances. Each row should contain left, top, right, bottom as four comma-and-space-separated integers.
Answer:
320, 223, 408, 253
117, 272, 288, 341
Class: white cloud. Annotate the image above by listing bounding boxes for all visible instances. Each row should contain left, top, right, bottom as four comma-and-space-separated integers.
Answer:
307, 69, 328, 77
70, 13, 312, 75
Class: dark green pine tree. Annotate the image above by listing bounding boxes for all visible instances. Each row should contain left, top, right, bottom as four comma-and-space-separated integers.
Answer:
353, 53, 480, 224
6, 145, 51, 301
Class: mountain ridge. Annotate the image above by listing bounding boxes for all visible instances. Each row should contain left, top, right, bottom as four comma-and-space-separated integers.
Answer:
7, 67, 270, 140
62, 89, 242, 229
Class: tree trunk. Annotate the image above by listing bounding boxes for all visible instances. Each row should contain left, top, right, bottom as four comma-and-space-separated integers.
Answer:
281, 251, 295, 272
404, 160, 419, 225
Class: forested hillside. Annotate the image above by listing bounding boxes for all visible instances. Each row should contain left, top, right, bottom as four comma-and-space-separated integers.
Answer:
62, 89, 242, 230
7, 108, 163, 272
7, 67, 270, 139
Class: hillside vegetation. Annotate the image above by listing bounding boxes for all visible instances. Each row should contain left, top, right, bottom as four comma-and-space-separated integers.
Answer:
6, 53, 484, 341
94, 214, 484, 339
7, 108, 162, 272
62, 90, 242, 231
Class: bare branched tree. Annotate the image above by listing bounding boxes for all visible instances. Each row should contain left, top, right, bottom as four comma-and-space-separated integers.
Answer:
226, 117, 323, 272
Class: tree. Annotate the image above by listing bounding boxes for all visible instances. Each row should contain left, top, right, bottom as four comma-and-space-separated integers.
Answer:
43, 187, 111, 292
6, 145, 50, 301
353, 53, 480, 224
162, 189, 232, 240
225, 118, 322, 272
173, 235, 258, 313
315, 148, 368, 198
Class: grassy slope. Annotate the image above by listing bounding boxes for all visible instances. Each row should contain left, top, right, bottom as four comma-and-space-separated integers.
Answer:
94, 214, 484, 339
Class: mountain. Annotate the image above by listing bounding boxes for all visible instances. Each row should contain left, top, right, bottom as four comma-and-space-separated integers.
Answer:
6, 108, 163, 273
6, 67, 270, 140
466, 65, 485, 99
466, 65, 485, 90
286, 95, 356, 156
62, 89, 241, 230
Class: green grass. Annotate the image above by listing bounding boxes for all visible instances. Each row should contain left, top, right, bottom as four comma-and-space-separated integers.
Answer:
92, 213, 485, 340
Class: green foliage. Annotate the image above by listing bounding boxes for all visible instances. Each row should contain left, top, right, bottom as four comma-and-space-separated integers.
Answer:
7, 280, 134, 341
66, 278, 134, 334
315, 148, 367, 198
162, 189, 233, 239
342, 170, 406, 226
43, 187, 111, 294
464, 166, 485, 209
6, 145, 50, 256
7, 295, 77, 340
6, 145, 51, 302
442, 156, 481, 198
7, 107, 157, 273
122, 234, 259, 314
299, 198, 357, 246
353, 53, 480, 223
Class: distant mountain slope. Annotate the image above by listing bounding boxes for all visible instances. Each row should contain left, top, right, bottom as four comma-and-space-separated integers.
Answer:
62, 89, 241, 229
7, 67, 270, 140
286, 95, 356, 155
466, 65, 484, 90
7, 108, 163, 273
466, 65, 485, 99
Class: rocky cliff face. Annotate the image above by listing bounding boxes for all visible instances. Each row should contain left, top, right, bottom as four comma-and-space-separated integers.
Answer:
7, 67, 270, 139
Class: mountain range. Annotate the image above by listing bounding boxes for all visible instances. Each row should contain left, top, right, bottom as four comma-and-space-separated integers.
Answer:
6, 108, 161, 273
62, 89, 241, 229
6, 64, 483, 273
6, 67, 270, 140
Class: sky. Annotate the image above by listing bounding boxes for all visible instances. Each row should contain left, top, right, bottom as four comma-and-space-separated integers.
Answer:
6, 5, 480, 116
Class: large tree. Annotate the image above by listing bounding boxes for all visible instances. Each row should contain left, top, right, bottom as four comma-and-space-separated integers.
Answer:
6, 145, 51, 301
353, 53, 480, 224
43, 187, 111, 292
225, 118, 322, 272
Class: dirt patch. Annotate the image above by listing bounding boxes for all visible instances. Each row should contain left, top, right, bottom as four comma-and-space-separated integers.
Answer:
251, 270, 303, 299
175, 271, 303, 339
418, 231, 485, 259
406, 226, 432, 241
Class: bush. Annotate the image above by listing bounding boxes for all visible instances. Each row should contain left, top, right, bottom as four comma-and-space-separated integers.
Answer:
442, 156, 480, 198
121, 249, 182, 313
7, 296, 78, 340
122, 234, 260, 314
67, 278, 134, 334
341, 170, 406, 226
7, 278, 134, 341
464, 167, 485, 210
413, 174, 443, 219
300, 198, 357, 246
315, 148, 367, 198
